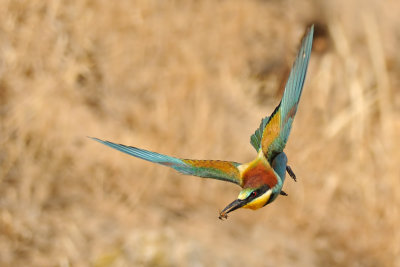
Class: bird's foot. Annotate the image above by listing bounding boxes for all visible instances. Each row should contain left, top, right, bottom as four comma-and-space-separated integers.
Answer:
280, 190, 288, 196
286, 165, 297, 182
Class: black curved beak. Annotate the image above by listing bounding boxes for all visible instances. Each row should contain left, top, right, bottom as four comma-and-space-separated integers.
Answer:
219, 199, 246, 219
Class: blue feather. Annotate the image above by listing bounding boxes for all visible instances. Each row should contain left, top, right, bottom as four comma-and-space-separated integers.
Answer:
255, 25, 314, 161
90, 137, 243, 185
89, 137, 185, 167
279, 25, 314, 144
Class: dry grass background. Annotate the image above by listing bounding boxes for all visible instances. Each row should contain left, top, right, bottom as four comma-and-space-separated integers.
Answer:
1, 0, 400, 266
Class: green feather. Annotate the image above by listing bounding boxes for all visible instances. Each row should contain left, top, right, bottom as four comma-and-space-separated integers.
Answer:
250, 116, 269, 151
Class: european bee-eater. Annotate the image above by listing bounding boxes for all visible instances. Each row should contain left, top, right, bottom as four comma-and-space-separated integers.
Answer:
91, 25, 314, 219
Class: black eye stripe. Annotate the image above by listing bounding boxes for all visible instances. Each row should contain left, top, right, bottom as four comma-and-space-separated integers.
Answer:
247, 185, 270, 201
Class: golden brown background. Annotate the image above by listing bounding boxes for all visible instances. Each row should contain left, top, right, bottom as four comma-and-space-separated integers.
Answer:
1, 0, 399, 266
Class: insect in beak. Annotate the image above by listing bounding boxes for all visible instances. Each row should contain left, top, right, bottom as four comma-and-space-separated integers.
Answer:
218, 198, 246, 220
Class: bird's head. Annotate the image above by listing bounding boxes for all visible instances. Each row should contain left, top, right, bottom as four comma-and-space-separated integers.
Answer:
219, 185, 272, 219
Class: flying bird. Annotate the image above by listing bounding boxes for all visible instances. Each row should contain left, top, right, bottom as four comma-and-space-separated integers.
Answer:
91, 25, 314, 219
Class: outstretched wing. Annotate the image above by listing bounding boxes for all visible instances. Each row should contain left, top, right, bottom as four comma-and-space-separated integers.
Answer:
90, 137, 243, 186
252, 25, 314, 161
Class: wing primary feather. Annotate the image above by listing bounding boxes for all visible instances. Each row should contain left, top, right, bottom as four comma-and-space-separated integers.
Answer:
258, 25, 314, 161
279, 25, 313, 141
89, 137, 243, 186
89, 137, 183, 165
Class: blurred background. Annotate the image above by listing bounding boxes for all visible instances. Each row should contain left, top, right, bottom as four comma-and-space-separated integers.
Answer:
1, 0, 399, 266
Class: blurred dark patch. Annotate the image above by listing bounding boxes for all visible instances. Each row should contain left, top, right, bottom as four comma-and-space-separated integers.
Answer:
248, 21, 331, 106
248, 58, 287, 105
387, 57, 400, 110
75, 50, 105, 112
309, 21, 330, 54
0, 79, 10, 108
23, 66, 34, 79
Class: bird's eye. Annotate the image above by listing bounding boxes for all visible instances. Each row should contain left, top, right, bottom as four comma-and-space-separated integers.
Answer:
251, 191, 257, 197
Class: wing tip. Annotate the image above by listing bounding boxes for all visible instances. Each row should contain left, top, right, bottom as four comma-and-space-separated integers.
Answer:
88, 136, 107, 145
309, 24, 315, 33
302, 24, 314, 53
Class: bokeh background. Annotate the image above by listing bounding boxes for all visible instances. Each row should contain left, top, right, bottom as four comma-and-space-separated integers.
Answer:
1, 0, 400, 266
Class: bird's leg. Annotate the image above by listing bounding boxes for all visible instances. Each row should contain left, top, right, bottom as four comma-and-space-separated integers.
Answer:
286, 165, 297, 182
280, 190, 288, 196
